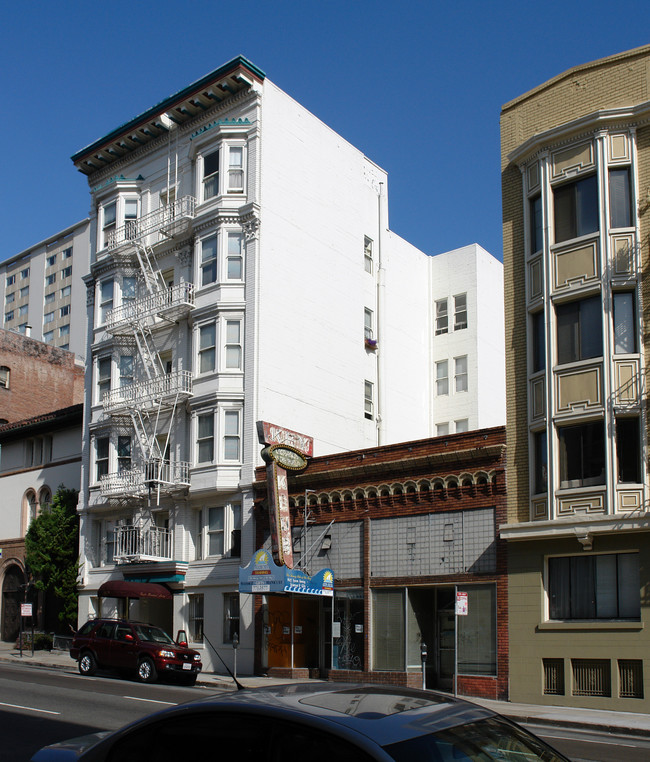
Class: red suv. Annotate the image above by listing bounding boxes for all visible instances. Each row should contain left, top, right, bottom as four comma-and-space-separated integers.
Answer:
70, 619, 202, 686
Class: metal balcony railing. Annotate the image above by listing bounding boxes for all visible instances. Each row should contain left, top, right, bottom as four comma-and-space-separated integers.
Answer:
105, 196, 196, 252
144, 459, 191, 487
99, 459, 191, 497
103, 370, 193, 413
105, 282, 195, 333
113, 525, 172, 562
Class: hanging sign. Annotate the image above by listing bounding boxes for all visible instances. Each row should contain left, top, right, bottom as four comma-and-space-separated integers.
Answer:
21, 603, 33, 617
239, 553, 333, 597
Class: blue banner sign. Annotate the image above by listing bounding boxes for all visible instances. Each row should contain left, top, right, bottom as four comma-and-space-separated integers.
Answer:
239, 550, 333, 597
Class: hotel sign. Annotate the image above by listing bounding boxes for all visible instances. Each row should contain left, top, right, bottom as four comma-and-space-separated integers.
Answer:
258, 421, 311, 567
239, 551, 333, 597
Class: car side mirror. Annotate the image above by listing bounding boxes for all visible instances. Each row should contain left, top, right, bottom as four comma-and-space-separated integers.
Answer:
124, 633, 134, 642
176, 629, 188, 647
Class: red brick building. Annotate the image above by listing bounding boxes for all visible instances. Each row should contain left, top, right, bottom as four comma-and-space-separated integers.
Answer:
252, 427, 508, 701
0, 329, 84, 424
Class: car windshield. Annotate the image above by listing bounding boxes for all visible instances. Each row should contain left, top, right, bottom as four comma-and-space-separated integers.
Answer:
133, 625, 174, 644
383, 716, 567, 761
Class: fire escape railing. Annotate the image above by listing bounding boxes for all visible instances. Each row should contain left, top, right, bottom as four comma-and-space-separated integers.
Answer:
102, 370, 193, 413
104, 195, 196, 252
113, 525, 172, 562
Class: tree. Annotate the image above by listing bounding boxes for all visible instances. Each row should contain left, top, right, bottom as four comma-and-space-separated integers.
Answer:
25, 486, 79, 630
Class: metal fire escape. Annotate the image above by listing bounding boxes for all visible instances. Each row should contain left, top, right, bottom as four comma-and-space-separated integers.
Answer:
100, 194, 197, 561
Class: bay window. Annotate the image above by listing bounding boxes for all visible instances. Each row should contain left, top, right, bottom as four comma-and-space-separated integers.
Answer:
227, 146, 244, 192
613, 291, 636, 354
102, 201, 116, 248
99, 279, 114, 324
609, 167, 632, 228
201, 235, 217, 286
224, 320, 242, 369
199, 323, 216, 373
558, 420, 605, 489
223, 410, 240, 460
227, 233, 243, 279
197, 413, 214, 464
553, 174, 598, 243
203, 150, 219, 200
556, 295, 602, 364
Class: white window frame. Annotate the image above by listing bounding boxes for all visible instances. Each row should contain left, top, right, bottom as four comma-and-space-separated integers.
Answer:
364, 308, 374, 340
226, 231, 244, 280
364, 236, 373, 274
364, 380, 374, 420
454, 293, 467, 330
202, 501, 242, 559
196, 412, 215, 464
99, 279, 114, 324
224, 319, 243, 370
198, 322, 217, 374
102, 200, 117, 249
94, 435, 110, 482
227, 145, 245, 194
200, 233, 218, 287
223, 409, 241, 461
202, 149, 220, 201
454, 356, 468, 393
436, 360, 449, 396
97, 356, 112, 403
435, 299, 449, 335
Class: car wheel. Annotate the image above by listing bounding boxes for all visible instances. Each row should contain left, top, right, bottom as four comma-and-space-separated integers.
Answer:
137, 656, 157, 683
78, 651, 97, 676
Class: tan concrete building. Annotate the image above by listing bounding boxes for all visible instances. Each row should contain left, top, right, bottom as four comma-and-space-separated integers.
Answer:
501, 45, 650, 710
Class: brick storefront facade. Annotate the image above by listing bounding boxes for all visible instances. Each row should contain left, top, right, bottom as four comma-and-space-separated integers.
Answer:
253, 427, 508, 701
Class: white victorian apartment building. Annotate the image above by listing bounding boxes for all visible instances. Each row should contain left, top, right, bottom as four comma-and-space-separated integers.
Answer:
73, 56, 505, 674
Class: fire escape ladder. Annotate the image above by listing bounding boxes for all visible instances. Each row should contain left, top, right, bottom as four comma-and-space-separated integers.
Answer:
134, 240, 167, 295
133, 324, 165, 381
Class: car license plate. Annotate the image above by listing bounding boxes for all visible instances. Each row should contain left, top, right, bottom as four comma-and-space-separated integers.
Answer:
182, 663, 192, 670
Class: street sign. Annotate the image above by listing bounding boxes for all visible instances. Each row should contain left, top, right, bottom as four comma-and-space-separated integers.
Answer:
455, 591, 468, 616
21, 603, 33, 617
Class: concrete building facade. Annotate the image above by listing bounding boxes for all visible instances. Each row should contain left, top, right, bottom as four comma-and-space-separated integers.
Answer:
0, 220, 90, 359
501, 45, 650, 710
72, 56, 505, 675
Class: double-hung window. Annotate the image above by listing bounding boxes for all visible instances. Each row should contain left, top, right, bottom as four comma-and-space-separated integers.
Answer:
47, 254, 57, 267
96, 437, 109, 480
364, 308, 374, 340
436, 360, 449, 396
556, 295, 602, 364
207, 506, 224, 555
5, 292, 14, 304
60, 305, 70, 318
124, 199, 138, 239
199, 324, 216, 373
201, 235, 217, 286
227, 147, 244, 192
553, 174, 598, 243
44, 311, 54, 324
99, 279, 114, 324
203, 150, 219, 200
364, 380, 374, 420
62, 266, 72, 279
548, 553, 640, 620
4, 310, 13, 323
119, 355, 133, 387
18, 305, 27, 317
227, 233, 243, 280
6, 275, 15, 287
454, 356, 468, 392
60, 285, 71, 298
97, 357, 111, 402
364, 237, 373, 273
454, 294, 467, 330
44, 293, 55, 305
223, 410, 240, 460
197, 414, 214, 463
225, 320, 242, 369
435, 299, 448, 335
102, 201, 117, 248
45, 273, 56, 286
117, 436, 131, 472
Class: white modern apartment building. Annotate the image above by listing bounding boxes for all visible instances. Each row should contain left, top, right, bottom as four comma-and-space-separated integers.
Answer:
431, 244, 505, 436
72, 56, 505, 674
0, 220, 90, 359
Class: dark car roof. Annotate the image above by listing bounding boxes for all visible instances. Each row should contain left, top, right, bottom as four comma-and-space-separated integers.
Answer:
107, 683, 497, 749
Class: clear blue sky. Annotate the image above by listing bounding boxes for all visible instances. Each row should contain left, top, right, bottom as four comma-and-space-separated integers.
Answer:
1, 1, 647, 262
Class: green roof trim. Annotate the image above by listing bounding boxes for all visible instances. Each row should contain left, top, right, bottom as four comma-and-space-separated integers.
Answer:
190, 117, 251, 140
71, 56, 265, 163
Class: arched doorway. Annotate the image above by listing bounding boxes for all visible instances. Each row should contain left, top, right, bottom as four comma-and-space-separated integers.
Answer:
2, 565, 25, 642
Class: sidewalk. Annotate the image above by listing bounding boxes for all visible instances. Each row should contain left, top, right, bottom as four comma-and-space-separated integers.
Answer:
2, 641, 649, 737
